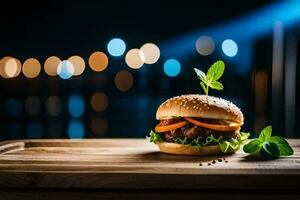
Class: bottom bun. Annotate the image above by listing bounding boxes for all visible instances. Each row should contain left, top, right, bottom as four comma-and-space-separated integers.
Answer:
157, 142, 235, 156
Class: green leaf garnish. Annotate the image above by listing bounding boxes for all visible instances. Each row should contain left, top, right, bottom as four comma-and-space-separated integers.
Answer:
261, 141, 280, 158
258, 125, 272, 142
269, 136, 294, 156
243, 139, 262, 154
207, 60, 225, 81
194, 60, 225, 95
243, 125, 294, 159
148, 130, 163, 144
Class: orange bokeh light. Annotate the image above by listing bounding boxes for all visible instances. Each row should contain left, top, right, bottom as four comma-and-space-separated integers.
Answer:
88, 51, 109, 72
44, 56, 61, 76
0, 57, 22, 78
68, 55, 85, 76
22, 58, 41, 78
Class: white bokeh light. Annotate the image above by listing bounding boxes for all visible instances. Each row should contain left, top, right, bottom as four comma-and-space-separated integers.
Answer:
139, 43, 160, 64
57, 60, 75, 79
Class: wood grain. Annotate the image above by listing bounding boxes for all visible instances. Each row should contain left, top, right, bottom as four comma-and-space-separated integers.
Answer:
0, 139, 299, 190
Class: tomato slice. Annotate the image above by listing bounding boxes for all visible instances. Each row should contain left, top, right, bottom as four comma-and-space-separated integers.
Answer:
155, 121, 187, 133
184, 117, 240, 132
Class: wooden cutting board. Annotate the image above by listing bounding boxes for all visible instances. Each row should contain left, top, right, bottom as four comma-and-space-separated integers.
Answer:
0, 139, 299, 191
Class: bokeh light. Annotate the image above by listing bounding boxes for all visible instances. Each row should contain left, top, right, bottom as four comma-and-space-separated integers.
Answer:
139, 43, 160, 64
68, 55, 85, 76
68, 119, 85, 139
88, 51, 109, 72
114, 70, 134, 91
222, 39, 238, 57
46, 96, 62, 117
195, 36, 215, 56
125, 48, 144, 69
44, 56, 61, 76
27, 122, 43, 139
107, 38, 126, 56
91, 118, 108, 135
57, 60, 74, 79
25, 96, 40, 116
68, 95, 85, 117
7, 99, 22, 117
22, 58, 41, 78
163, 59, 181, 77
90, 92, 108, 112
0, 57, 22, 78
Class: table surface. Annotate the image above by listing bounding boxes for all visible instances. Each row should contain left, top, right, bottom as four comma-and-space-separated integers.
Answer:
0, 139, 299, 190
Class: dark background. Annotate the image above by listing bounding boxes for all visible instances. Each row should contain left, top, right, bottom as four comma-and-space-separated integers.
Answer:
0, 0, 299, 140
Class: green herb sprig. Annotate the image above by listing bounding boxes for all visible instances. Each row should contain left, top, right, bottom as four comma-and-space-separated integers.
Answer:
243, 125, 294, 159
194, 60, 225, 95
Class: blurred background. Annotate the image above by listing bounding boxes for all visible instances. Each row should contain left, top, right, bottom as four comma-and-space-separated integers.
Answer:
0, 0, 300, 140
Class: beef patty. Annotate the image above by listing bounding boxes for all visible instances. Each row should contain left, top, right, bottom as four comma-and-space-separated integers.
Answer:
158, 119, 239, 142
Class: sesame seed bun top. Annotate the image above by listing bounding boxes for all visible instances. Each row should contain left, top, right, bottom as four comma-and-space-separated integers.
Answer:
156, 94, 243, 125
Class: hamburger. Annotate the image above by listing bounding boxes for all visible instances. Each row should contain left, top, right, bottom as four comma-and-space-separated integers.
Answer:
149, 94, 249, 155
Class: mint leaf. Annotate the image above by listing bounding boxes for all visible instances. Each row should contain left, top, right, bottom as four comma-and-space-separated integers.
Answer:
243, 139, 262, 154
210, 81, 223, 90
269, 136, 294, 156
194, 60, 225, 95
259, 125, 272, 142
207, 60, 225, 81
261, 141, 280, 158
193, 68, 206, 81
242, 125, 294, 160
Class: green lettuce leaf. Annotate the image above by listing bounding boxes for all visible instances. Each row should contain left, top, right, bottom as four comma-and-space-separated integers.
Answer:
148, 131, 250, 153
148, 130, 163, 144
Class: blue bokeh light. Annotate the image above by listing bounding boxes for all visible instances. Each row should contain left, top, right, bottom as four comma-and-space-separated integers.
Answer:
68, 95, 85, 118
27, 122, 43, 139
107, 38, 126, 56
57, 60, 74, 79
222, 39, 238, 57
163, 59, 181, 77
7, 99, 22, 117
68, 120, 85, 139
